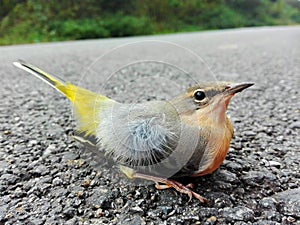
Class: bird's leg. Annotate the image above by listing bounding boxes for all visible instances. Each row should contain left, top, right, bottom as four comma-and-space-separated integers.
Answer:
119, 166, 208, 203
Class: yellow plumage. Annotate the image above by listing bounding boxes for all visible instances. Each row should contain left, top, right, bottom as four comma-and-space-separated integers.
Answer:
13, 61, 110, 136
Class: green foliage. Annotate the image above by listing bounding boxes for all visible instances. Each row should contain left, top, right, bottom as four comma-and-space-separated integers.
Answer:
103, 14, 154, 37
199, 4, 247, 29
47, 15, 153, 40
49, 19, 110, 40
0, 0, 299, 45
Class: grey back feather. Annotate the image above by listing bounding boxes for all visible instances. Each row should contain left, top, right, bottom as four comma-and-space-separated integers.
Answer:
96, 100, 209, 178
97, 101, 180, 166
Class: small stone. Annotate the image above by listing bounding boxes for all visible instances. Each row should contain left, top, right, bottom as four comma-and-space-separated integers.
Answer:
0, 160, 8, 172
130, 206, 144, 214
264, 171, 276, 181
288, 121, 300, 129
242, 170, 276, 186
82, 179, 91, 187
4, 212, 13, 220
29, 216, 45, 225
3, 130, 11, 135
62, 152, 78, 162
0, 173, 19, 185
75, 191, 84, 198
259, 197, 277, 210
287, 216, 296, 223
0, 205, 8, 221
65, 217, 79, 225
119, 214, 145, 225
261, 210, 282, 221
52, 177, 63, 186
147, 209, 161, 218
273, 188, 300, 217
13, 187, 26, 198
253, 221, 280, 225
159, 206, 173, 215
28, 140, 38, 146
226, 162, 243, 171
95, 208, 103, 217
51, 200, 63, 214
221, 206, 254, 222
243, 130, 256, 137
215, 170, 238, 183
206, 216, 217, 224
74, 199, 82, 207
233, 222, 248, 225
89, 190, 110, 209
242, 171, 264, 185
33, 165, 49, 176
43, 144, 56, 157
214, 181, 232, 189
63, 207, 77, 218
268, 161, 281, 168
233, 142, 243, 150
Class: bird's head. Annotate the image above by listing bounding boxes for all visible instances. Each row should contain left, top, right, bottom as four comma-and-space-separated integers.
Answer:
171, 82, 254, 124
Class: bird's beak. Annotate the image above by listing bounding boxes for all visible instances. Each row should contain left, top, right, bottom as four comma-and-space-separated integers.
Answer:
225, 82, 254, 95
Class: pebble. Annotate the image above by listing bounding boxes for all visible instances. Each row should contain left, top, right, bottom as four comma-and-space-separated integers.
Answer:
259, 197, 277, 210
95, 208, 103, 217
214, 170, 239, 183
62, 152, 78, 162
65, 217, 79, 225
130, 206, 144, 214
273, 188, 300, 217
0, 205, 8, 221
221, 206, 254, 222
262, 210, 282, 221
242, 170, 276, 186
52, 177, 63, 186
118, 214, 146, 225
233, 222, 248, 225
159, 206, 173, 215
0, 173, 19, 185
206, 215, 217, 224
63, 207, 77, 219
243, 130, 257, 137
33, 164, 49, 176
225, 161, 243, 171
42, 144, 57, 158
29, 217, 46, 225
268, 161, 281, 168
288, 121, 300, 129
242, 171, 265, 185
88, 191, 110, 209
253, 221, 280, 225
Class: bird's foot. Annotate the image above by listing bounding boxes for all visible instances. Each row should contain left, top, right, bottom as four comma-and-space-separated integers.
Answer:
132, 173, 207, 202
119, 165, 207, 202
154, 179, 207, 203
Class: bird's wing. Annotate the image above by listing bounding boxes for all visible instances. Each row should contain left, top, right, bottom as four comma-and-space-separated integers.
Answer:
97, 101, 181, 167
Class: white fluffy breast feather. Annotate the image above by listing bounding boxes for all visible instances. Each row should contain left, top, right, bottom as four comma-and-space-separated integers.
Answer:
96, 101, 179, 166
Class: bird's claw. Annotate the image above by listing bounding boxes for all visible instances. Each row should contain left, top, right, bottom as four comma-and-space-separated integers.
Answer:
123, 169, 208, 203
155, 179, 208, 203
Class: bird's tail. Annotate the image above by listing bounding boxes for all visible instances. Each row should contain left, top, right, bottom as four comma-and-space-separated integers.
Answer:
13, 60, 112, 137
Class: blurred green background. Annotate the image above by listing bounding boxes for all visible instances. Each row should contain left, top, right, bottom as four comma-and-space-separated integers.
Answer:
1, 0, 299, 46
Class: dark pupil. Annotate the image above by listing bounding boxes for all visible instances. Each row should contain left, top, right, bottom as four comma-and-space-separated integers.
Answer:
194, 91, 206, 101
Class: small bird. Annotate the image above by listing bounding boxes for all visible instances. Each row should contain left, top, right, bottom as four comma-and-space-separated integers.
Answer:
13, 60, 253, 202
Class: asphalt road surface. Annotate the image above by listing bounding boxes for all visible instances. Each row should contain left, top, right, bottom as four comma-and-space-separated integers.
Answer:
0, 26, 299, 225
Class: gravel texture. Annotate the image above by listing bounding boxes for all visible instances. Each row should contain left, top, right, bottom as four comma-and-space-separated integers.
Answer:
0, 26, 299, 224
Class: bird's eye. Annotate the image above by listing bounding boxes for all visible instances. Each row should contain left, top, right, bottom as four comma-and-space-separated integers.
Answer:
193, 90, 206, 101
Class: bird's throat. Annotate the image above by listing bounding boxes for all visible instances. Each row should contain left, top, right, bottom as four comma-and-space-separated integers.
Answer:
197, 94, 233, 125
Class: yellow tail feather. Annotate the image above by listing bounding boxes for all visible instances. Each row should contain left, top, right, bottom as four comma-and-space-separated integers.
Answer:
13, 61, 112, 136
